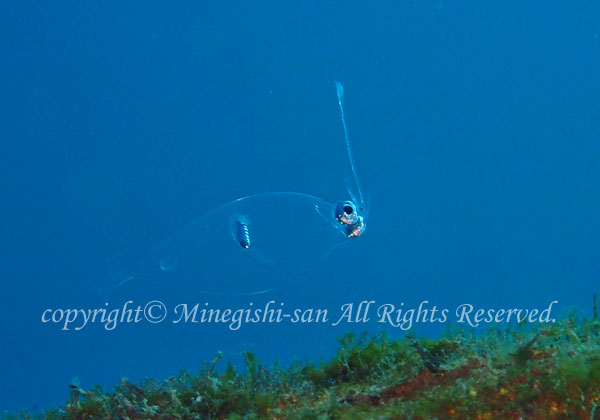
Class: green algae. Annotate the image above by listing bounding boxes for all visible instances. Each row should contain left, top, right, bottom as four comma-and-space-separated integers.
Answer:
5, 316, 600, 420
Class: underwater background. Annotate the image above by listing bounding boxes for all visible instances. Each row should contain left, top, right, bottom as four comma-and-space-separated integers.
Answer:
1, 0, 600, 413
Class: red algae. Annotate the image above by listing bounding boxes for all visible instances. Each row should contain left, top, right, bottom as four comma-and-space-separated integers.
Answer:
4, 316, 600, 420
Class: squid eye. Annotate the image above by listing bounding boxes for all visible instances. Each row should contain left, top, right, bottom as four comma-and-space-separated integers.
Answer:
336, 201, 359, 226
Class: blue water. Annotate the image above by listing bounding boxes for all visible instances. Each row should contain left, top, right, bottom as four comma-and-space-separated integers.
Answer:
2, 0, 600, 412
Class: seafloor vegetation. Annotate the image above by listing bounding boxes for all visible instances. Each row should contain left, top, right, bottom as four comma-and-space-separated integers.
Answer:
6, 310, 600, 420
